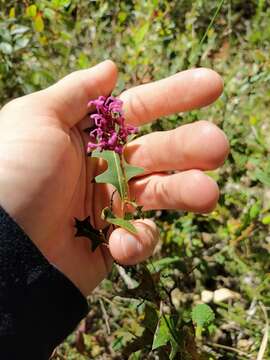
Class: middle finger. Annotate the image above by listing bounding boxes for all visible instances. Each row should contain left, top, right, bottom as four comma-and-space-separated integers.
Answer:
125, 120, 229, 174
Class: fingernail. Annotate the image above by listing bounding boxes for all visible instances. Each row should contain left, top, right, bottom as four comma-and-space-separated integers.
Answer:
121, 234, 142, 258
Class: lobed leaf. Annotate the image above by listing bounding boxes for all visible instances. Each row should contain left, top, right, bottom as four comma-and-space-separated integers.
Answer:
92, 150, 126, 200
102, 207, 137, 234
92, 150, 144, 200
124, 160, 144, 181
74, 216, 106, 251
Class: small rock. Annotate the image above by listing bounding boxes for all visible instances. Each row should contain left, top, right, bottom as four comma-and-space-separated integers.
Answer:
201, 232, 212, 244
237, 339, 253, 351
201, 290, 214, 303
171, 288, 182, 308
213, 288, 240, 303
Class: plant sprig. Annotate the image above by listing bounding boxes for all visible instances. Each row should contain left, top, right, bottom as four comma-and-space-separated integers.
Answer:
80, 95, 145, 250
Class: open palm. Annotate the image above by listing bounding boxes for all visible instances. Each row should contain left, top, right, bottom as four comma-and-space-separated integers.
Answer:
0, 61, 229, 296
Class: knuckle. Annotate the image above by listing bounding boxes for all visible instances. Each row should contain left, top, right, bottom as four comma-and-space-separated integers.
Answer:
153, 177, 168, 206
1, 94, 33, 114
123, 89, 151, 124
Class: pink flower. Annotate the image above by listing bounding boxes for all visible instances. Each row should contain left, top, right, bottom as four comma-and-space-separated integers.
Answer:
86, 96, 138, 154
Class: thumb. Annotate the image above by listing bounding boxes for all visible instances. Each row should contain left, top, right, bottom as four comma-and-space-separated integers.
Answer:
42, 60, 118, 127
108, 219, 159, 265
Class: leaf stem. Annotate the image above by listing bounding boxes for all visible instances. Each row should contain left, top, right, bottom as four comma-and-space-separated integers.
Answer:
119, 153, 130, 217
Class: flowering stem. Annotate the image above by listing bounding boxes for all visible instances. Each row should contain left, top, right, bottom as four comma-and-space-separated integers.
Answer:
87, 95, 141, 221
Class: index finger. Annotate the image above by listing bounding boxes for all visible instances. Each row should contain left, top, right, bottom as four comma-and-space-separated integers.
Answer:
120, 68, 223, 125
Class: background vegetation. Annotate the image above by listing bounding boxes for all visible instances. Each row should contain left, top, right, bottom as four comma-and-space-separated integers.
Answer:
0, 0, 269, 359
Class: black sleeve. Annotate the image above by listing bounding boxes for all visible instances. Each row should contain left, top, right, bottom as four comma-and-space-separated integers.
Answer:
0, 206, 89, 360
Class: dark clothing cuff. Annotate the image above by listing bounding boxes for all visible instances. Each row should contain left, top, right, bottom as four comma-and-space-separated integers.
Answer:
0, 206, 88, 359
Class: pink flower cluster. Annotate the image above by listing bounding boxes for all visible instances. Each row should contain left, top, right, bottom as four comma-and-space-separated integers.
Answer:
86, 96, 138, 154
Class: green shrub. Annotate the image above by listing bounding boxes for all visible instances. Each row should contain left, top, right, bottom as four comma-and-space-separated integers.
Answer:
1, 1, 269, 358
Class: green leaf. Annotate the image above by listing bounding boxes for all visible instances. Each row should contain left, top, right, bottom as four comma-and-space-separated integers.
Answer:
249, 202, 261, 219
254, 168, 270, 186
231, 151, 248, 169
91, 150, 144, 201
34, 14, 44, 32
262, 214, 270, 224
10, 26, 29, 35
124, 212, 133, 220
44, 8, 55, 20
9, 7, 15, 18
92, 150, 126, 200
26, 5, 37, 18
112, 336, 124, 351
118, 11, 127, 24
133, 23, 149, 45
125, 160, 144, 181
169, 336, 180, 360
77, 52, 90, 69
147, 256, 182, 273
143, 304, 159, 332
52, 0, 71, 9
102, 207, 137, 234
152, 315, 171, 350
0, 42, 12, 55
192, 304, 215, 327
14, 37, 30, 51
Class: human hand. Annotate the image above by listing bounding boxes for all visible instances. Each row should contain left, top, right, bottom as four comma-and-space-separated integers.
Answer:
0, 60, 229, 296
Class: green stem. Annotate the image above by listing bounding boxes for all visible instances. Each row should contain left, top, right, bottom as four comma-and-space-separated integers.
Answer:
195, 325, 202, 339
200, 0, 225, 45
119, 153, 130, 217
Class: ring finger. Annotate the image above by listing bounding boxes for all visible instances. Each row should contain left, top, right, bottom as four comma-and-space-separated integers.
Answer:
125, 120, 229, 175
129, 170, 219, 213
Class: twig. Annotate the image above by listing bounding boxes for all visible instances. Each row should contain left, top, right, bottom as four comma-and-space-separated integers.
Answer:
200, 0, 225, 45
246, 298, 257, 321
116, 264, 137, 289
206, 342, 252, 358
232, 224, 255, 245
99, 299, 111, 335
148, 260, 175, 309
98, 294, 114, 305
50, 349, 66, 360
256, 302, 269, 360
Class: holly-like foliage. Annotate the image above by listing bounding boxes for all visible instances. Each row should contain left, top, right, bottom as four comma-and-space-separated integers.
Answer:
74, 216, 109, 252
